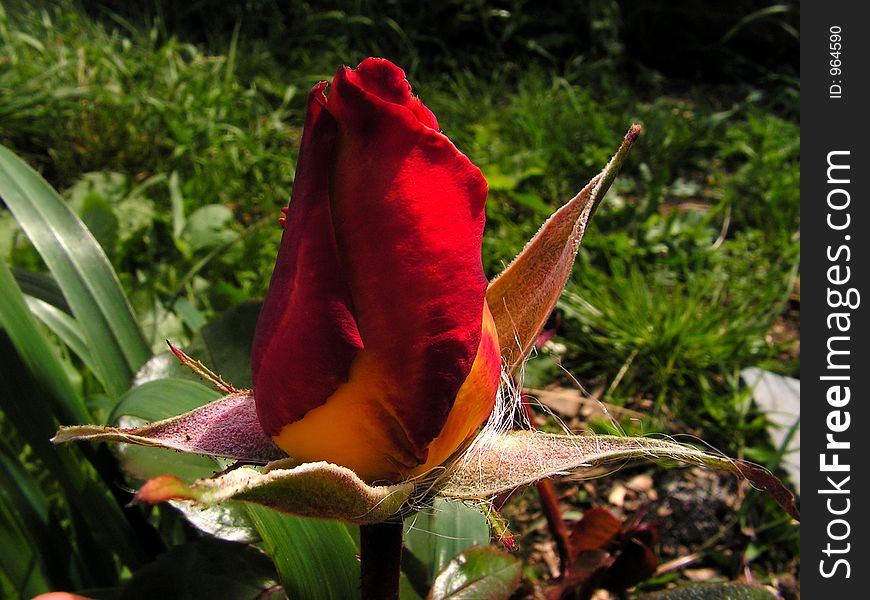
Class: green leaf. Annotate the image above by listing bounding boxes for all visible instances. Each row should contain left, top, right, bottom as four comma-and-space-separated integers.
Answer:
637, 582, 777, 600
0, 444, 73, 596
119, 538, 279, 600
77, 192, 120, 261
0, 143, 149, 399
167, 501, 260, 544
509, 190, 551, 215
172, 297, 206, 332
12, 268, 70, 313
110, 378, 221, 423
183, 203, 238, 253
65, 171, 129, 207
400, 573, 425, 600
405, 499, 490, 586
246, 505, 362, 600
1, 263, 146, 577
0, 260, 87, 425
133, 300, 262, 391
115, 444, 221, 485
25, 295, 99, 378
194, 299, 262, 389
0, 330, 150, 575
429, 547, 522, 600
115, 195, 156, 244
168, 171, 186, 241
133, 350, 196, 386
0, 208, 19, 260
0, 492, 52, 598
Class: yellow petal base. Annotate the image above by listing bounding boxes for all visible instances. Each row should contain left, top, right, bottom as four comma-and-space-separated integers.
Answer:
271, 303, 502, 483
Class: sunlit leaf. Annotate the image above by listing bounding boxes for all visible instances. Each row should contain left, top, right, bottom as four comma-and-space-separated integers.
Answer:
25, 295, 99, 377
183, 203, 239, 253
429, 547, 522, 600
404, 499, 490, 588
109, 378, 222, 423
486, 125, 640, 371
246, 505, 361, 600
0, 144, 149, 398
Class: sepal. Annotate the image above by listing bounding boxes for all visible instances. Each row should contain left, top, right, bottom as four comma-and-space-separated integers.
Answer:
436, 430, 799, 521
134, 461, 414, 525
487, 125, 641, 371
53, 393, 286, 464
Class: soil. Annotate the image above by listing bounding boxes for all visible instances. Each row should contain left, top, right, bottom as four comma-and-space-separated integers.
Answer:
499, 410, 800, 599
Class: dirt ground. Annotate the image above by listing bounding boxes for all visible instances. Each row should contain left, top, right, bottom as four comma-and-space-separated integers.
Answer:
498, 390, 800, 599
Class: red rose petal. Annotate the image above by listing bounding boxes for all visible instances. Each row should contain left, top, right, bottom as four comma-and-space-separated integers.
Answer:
252, 83, 364, 436
346, 57, 439, 130
324, 60, 490, 460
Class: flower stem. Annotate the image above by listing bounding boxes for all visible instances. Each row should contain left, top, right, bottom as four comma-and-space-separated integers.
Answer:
360, 520, 404, 600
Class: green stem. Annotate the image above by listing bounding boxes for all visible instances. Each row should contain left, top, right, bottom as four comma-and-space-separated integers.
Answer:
360, 521, 404, 600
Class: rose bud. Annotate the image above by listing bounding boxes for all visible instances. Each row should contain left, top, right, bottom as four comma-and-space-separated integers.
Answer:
251, 58, 502, 483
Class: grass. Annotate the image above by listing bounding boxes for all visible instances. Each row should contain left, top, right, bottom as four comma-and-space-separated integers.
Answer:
1, 0, 799, 595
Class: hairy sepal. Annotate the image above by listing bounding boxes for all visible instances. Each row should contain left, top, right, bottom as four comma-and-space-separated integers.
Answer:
437, 430, 799, 521
135, 461, 414, 525
52, 393, 286, 464
487, 125, 641, 371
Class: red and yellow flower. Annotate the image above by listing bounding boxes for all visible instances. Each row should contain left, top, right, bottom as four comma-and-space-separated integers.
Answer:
251, 58, 502, 482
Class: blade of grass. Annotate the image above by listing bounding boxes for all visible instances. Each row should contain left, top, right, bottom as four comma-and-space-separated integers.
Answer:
246, 505, 362, 600
0, 260, 87, 424
0, 442, 83, 593
0, 144, 150, 399
0, 493, 52, 598
25, 295, 99, 380
12, 268, 70, 314
0, 332, 153, 576
0, 262, 152, 572
168, 170, 186, 241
